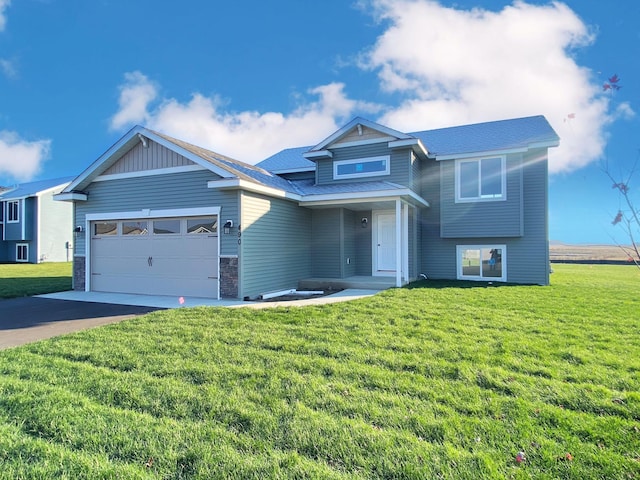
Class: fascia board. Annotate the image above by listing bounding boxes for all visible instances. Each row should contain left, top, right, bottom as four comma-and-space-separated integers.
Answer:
303, 150, 333, 159
208, 178, 301, 202
388, 138, 429, 158
54, 192, 88, 202
435, 140, 559, 161
299, 188, 430, 208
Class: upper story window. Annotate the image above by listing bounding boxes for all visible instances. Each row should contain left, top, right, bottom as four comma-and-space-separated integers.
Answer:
334, 155, 390, 180
456, 156, 505, 202
7, 200, 19, 223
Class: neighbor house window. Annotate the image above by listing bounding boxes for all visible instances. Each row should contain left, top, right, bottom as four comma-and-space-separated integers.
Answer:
457, 245, 506, 282
7, 200, 19, 223
334, 156, 390, 179
16, 243, 28, 262
456, 156, 505, 202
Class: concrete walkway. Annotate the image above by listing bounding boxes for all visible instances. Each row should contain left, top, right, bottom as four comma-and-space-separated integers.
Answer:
39, 289, 383, 309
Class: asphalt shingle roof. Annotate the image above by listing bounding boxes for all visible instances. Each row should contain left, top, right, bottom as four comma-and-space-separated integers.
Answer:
256, 115, 559, 173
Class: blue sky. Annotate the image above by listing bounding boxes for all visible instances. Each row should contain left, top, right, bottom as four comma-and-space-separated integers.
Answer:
0, 0, 638, 245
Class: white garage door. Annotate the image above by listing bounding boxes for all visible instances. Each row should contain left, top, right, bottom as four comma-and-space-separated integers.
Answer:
90, 216, 219, 298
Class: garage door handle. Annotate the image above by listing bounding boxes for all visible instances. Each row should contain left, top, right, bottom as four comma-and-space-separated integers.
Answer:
148, 256, 153, 267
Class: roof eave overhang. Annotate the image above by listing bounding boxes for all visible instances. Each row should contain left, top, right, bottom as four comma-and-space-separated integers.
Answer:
434, 140, 559, 161
208, 178, 301, 202
54, 192, 88, 202
299, 189, 430, 209
303, 150, 333, 160
388, 138, 429, 159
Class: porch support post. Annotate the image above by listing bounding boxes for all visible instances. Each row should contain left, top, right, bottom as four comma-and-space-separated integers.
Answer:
403, 201, 409, 284
395, 199, 402, 287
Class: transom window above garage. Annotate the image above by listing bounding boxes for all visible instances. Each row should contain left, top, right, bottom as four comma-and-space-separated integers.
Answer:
92, 217, 218, 237
333, 156, 390, 180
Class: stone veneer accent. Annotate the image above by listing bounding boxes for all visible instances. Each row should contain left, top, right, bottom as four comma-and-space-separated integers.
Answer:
220, 256, 239, 298
73, 256, 86, 291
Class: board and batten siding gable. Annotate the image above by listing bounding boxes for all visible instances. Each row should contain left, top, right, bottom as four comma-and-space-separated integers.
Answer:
440, 154, 523, 238
315, 144, 413, 188
102, 139, 197, 175
73, 170, 238, 257
239, 191, 312, 299
332, 125, 394, 145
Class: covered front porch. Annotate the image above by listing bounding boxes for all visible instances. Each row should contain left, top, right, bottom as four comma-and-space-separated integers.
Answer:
299, 189, 429, 288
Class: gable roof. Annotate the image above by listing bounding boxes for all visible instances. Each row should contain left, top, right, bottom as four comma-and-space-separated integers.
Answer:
0, 176, 75, 200
62, 125, 295, 194
259, 115, 559, 171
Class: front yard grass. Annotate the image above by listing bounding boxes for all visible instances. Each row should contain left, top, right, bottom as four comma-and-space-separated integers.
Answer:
0, 262, 72, 298
0, 264, 638, 479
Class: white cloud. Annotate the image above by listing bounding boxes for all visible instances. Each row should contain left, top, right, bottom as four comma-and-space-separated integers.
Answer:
110, 73, 377, 162
0, 0, 9, 31
0, 131, 51, 182
109, 2, 628, 174
109, 71, 158, 131
361, 0, 630, 174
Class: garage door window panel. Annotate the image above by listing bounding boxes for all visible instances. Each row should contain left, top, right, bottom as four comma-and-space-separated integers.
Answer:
94, 222, 117, 235
187, 218, 217, 234
153, 219, 181, 234
123, 221, 148, 235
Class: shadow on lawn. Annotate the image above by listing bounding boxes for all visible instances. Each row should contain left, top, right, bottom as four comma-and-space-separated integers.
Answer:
0, 277, 72, 299
404, 279, 529, 290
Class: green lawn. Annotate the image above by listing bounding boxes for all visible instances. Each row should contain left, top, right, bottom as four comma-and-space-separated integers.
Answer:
0, 264, 638, 479
0, 262, 72, 298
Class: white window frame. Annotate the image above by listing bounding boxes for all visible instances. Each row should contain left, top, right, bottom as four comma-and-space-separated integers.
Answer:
456, 245, 507, 282
333, 155, 390, 180
7, 200, 19, 223
16, 243, 28, 262
455, 156, 506, 203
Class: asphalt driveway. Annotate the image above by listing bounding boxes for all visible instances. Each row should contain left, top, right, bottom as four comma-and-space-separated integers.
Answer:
0, 296, 162, 350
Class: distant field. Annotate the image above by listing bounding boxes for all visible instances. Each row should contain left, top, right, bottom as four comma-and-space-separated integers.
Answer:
550, 243, 635, 262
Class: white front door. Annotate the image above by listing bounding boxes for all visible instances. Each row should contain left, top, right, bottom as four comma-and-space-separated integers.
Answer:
374, 211, 396, 275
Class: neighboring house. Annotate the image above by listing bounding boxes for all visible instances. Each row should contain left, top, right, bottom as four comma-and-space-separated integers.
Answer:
55, 115, 559, 299
1, 177, 75, 263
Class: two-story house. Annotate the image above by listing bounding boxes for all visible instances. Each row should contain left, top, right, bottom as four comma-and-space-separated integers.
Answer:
55, 115, 559, 299
1, 177, 75, 263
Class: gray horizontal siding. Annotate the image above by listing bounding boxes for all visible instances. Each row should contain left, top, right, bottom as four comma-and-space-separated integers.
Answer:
440, 154, 523, 238
240, 192, 312, 299
354, 210, 372, 276
311, 209, 342, 277
421, 149, 550, 285
316, 144, 413, 188
74, 170, 237, 257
